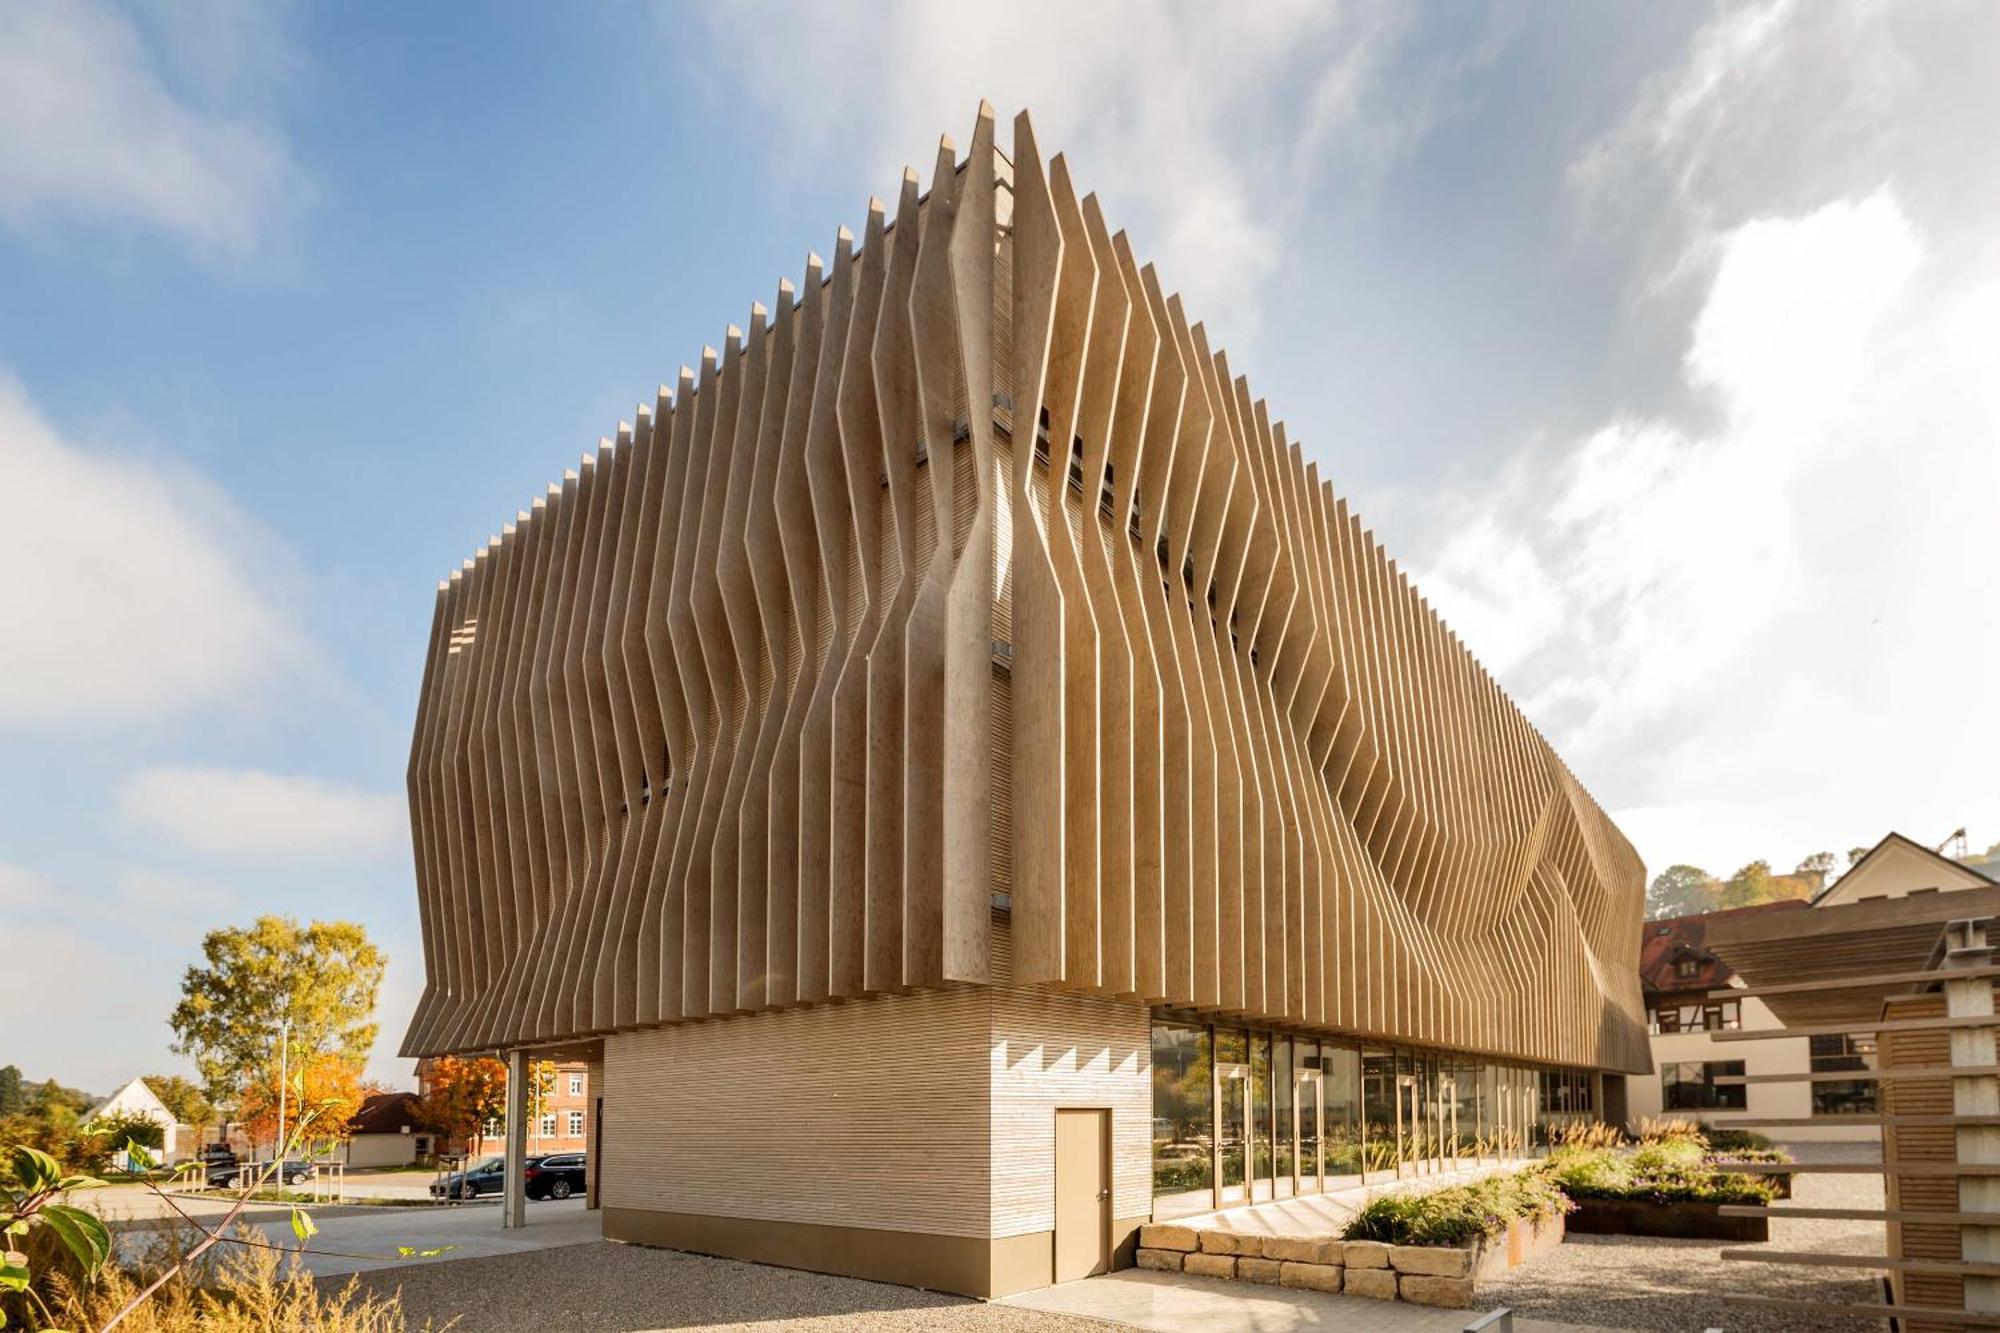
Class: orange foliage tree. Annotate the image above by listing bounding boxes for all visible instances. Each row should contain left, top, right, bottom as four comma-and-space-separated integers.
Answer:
236, 1052, 371, 1157
414, 1056, 508, 1159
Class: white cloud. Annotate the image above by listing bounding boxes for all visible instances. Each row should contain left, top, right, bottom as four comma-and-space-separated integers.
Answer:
117, 765, 404, 861
691, 0, 1442, 350
0, 0, 306, 259
0, 862, 54, 910
0, 375, 297, 726
118, 867, 236, 913
1409, 1, 2000, 882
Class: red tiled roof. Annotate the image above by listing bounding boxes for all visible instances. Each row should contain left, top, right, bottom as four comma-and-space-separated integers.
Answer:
347, 1091, 421, 1136
1638, 899, 1811, 996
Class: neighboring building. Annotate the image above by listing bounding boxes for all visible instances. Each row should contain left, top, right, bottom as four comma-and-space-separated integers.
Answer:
413, 1057, 589, 1159
400, 107, 1649, 1297
1812, 830, 1995, 907
84, 1077, 191, 1164
1630, 832, 1997, 1142
340, 1091, 428, 1168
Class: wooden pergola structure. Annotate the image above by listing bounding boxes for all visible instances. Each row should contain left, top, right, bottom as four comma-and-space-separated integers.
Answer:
1702, 888, 2000, 1330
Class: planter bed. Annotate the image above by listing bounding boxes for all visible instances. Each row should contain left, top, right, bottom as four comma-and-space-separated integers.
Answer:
1564, 1195, 1768, 1241
1136, 1206, 1565, 1310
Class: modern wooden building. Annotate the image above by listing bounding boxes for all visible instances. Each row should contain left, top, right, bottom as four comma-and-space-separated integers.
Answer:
400, 106, 1649, 1297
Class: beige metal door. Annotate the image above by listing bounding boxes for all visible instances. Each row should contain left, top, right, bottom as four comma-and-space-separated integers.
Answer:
1054, 1108, 1111, 1282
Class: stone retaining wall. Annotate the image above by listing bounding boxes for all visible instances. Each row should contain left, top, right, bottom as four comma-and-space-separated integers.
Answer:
1135, 1211, 1565, 1310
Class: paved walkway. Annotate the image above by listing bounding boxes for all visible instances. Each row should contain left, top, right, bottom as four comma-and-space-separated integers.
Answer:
115, 1195, 598, 1277
1005, 1269, 1616, 1332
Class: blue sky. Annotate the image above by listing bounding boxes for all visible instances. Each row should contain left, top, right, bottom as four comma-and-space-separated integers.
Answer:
5, 1, 1997, 1095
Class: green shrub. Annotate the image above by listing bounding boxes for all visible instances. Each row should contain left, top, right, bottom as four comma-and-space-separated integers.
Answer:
1343, 1168, 1571, 1247
1631, 1137, 1704, 1173
1700, 1124, 1775, 1153
1704, 1146, 1792, 1166
1549, 1144, 1777, 1206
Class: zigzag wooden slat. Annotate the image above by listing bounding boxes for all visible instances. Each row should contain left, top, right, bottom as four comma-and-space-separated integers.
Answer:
402, 105, 1649, 1076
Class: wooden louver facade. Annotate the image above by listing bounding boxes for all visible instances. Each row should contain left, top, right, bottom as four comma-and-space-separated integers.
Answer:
401, 105, 1650, 1077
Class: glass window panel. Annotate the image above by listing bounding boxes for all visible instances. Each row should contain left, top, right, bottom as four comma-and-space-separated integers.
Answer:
1325, 1045, 1365, 1188
1150, 1022, 1213, 1220
1273, 1037, 1294, 1198
1296, 1041, 1321, 1196
1810, 1034, 1879, 1116
1251, 1034, 1274, 1201
1217, 1029, 1247, 1205
1662, 1060, 1747, 1111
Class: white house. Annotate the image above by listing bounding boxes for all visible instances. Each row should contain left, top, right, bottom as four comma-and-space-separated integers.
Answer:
84, 1077, 191, 1164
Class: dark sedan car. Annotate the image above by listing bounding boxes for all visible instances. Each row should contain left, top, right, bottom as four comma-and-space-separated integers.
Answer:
205, 1157, 313, 1189
525, 1152, 586, 1201
431, 1156, 508, 1199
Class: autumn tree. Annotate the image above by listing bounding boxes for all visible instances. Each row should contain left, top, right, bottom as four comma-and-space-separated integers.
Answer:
236, 1052, 371, 1156
525, 1060, 558, 1151
168, 916, 386, 1105
1795, 851, 1836, 879
1646, 864, 1719, 919
1719, 860, 1782, 908
415, 1056, 508, 1159
142, 1074, 215, 1138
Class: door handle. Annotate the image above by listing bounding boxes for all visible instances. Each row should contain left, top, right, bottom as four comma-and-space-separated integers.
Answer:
1097, 1189, 1110, 1201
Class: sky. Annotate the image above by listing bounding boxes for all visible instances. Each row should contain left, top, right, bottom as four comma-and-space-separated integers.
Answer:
3, 0, 1996, 1097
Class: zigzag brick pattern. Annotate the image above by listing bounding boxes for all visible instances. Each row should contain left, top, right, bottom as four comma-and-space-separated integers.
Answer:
403, 107, 1650, 1075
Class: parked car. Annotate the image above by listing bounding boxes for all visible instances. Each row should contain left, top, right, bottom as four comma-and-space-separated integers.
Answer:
431, 1156, 509, 1200
525, 1153, 586, 1201
205, 1156, 313, 1189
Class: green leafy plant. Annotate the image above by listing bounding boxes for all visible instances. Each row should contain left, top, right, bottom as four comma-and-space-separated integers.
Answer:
1699, 1124, 1778, 1154
39, 1221, 428, 1332
1703, 1145, 1792, 1166
2, 1143, 110, 1329
1343, 1168, 1572, 1247
1546, 1144, 1777, 1206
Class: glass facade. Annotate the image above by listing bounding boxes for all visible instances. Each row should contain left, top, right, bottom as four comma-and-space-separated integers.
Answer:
1150, 1021, 1213, 1220
1148, 1012, 1606, 1218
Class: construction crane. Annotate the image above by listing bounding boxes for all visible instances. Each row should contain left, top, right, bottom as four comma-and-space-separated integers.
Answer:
1938, 827, 1969, 859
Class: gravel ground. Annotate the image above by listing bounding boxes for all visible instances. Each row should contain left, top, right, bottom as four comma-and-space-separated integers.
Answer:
330, 1241, 1120, 1333
1479, 1141, 1887, 1332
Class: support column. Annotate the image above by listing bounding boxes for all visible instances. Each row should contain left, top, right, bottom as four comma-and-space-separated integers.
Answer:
503, 1048, 528, 1229
1945, 918, 2000, 1318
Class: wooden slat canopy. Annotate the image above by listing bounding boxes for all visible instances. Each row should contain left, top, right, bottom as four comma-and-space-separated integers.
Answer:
398, 106, 1651, 1075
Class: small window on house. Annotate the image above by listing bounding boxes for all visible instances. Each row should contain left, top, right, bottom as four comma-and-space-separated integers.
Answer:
567, 1109, 585, 1138
1663, 1061, 1746, 1110
539, 1114, 558, 1138
1675, 957, 1700, 979
568, 1074, 584, 1097
1811, 1035, 1878, 1116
